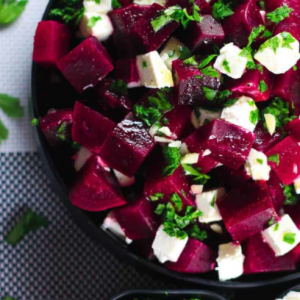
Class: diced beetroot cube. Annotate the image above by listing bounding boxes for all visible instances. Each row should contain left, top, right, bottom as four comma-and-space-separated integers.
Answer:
115, 58, 141, 88
165, 238, 217, 273
109, 4, 149, 58
113, 197, 159, 240
173, 59, 221, 106
266, 136, 300, 185
69, 156, 126, 211
33, 21, 71, 68
144, 163, 195, 209
40, 108, 73, 147
196, 155, 220, 174
291, 244, 300, 265
57, 37, 114, 93
243, 233, 295, 274
99, 114, 155, 177
131, 3, 178, 53
268, 171, 285, 213
286, 119, 300, 141
184, 119, 255, 170
224, 67, 272, 102
180, 16, 224, 54
71, 102, 116, 154
223, 0, 264, 47
166, 0, 212, 14
217, 181, 279, 242
253, 122, 282, 153
163, 106, 194, 140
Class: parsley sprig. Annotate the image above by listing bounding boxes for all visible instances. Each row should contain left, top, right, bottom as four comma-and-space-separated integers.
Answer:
0, 0, 28, 24
162, 145, 181, 176
284, 185, 298, 206
182, 164, 210, 185
266, 4, 293, 25
212, 0, 234, 20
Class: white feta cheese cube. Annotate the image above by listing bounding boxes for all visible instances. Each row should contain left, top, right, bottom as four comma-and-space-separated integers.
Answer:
113, 169, 135, 187
152, 225, 188, 263
181, 153, 200, 164
158, 126, 173, 137
264, 113, 276, 135
210, 223, 223, 235
254, 32, 300, 74
137, 51, 174, 88
214, 43, 248, 79
216, 242, 245, 281
262, 214, 300, 256
221, 96, 258, 132
169, 140, 182, 148
202, 149, 211, 157
190, 184, 204, 195
74, 147, 92, 171
179, 142, 189, 155
277, 291, 300, 300
83, 0, 112, 14
80, 13, 114, 41
103, 212, 133, 244
160, 37, 185, 70
134, 0, 166, 5
244, 148, 271, 181
196, 188, 225, 223
191, 107, 222, 129
294, 178, 300, 194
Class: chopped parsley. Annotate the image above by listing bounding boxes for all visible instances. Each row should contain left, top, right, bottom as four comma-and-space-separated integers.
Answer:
162, 145, 181, 176
201, 66, 219, 78
56, 122, 68, 141
182, 164, 210, 185
112, 0, 122, 9
4, 296, 18, 300
293, 66, 298, 71
198, 54, 217, 69
212, 0, 234, 20
0, 0, 28, 24
257, 158, 263, 165
266, 4, 293, 25
142, 61, 147, 68
31, 118, 39, 126
170, 193, 183, 211
187, 224, 208, 241
268, 217, 275, 226
150, 193, 164, 201
203, 86, 218, 101
222, 97, 238, 107
284, 185, 298, 206
109, 79, 127, 95
87, 15, 101, 27
222, 59, 231, 73
283, 232, 296, 244
258, 80, 268, 93
178, 46, 192, 59
155, 204, 166, 215
259, 35, 281, 53
249, 109, 259, 125
210, 194, 216, 207
183, 55, 198, 66
268, 154, 280, 166
274, 223, 279, 231
281, 31, 296, 49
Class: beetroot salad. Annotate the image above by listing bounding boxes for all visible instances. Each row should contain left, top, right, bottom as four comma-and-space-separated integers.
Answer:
33, 0, 300, 281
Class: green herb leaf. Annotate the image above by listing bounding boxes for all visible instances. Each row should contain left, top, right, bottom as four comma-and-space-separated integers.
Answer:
163, 146, 182, 177
0, 118, 9, 145
281, 31, 296, 49
222, 59, 231, 73
87, 15, 101, 27
5, 209, 48, 246
222, 97, 238, 107
155, 203, 166, 215
4, 296, 18, 300
201, 66, 219, 78
212, 0, 233, 20
266, 4, 293, 25
247, 24, 266, 47
249, 109, 259, 125
112, 0, 122, 9
182, 164, 210, 184
109, 79, 127, 95
0, 94, 24, 118
198, 54, 217, 69
170, 193, 183, 211
203, 86, 217, 101
178, 46, 192, 60
210, 194, 216, 207
257, 158, 264, 165
142, 61, 147, 68
187, 224, 208, 241
31, 118, 39, 126
49, 2, 85, 25
268, 217, 275, 226
284, 184, 298, 205
274, 223, 279, 231
258, 80, 268, 93
183, 55, 198, 66
0, 0, 28, 24
150, 193, 164, 201
268, 154, 280, 166
283, 232, 296, 244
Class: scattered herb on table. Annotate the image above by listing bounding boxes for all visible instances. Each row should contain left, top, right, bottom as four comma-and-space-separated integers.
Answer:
0, 0, 28, 25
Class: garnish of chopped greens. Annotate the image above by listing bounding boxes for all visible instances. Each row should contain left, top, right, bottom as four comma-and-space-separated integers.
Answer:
212, 0, 234, 20
266, 4, 293, 25
162, 145, 181, 176
0, 0, 28, 24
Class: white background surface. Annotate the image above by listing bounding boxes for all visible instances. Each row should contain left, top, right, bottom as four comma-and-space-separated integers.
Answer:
0, 0, 48, 152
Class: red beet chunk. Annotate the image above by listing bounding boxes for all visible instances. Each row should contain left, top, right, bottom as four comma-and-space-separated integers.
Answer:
243, 233, 295, 274
57, 37, 113, 93
217, 181, 279, 242
115, 58, 141, 88
196, 155, 220, 174
69, 156, 126, 211
173, 59, 221, 106
252, 122, 282, 153
113, 197, 159, 240
99, 115, 155, 177
268, 171, 285, 213
144, 164, 195, 209
180, 16, 224, 54
224, 67, 272, 102
109, 4, 149, 58
165, 238, 217, 273
131, 3, 178, 53
266, 136, 300, 185
286, 119, 300, 141
223, 0, 264, 47
184, 119, 255, 170
71, 102, 116, 154
40, 108, 73, 147
166, 0, 212, 14
33, 21, 71, 68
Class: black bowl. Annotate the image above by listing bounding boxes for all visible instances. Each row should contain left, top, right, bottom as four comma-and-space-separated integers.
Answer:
277, 283, 300, 299
109, 289, 227, 300
31, 0, 300, 289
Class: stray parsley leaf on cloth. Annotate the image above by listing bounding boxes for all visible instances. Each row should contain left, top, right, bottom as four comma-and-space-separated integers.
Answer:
266, 4, 293, 25
0, 0, 28, 25
5, 209, 48, 246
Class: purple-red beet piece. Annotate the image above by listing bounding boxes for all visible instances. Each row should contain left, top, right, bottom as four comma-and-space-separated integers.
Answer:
69, 156, 126, 211
115, 58, 141, 88
57, 37, 114, 93
71, 101, 116, 154
165, 238, 217, 273
286, 119, 300, 141
99, 114, 155, 177
243, 233, 295, 274
180, 16, 224, 54
223, 0, 264, 47
266, 136, 300, 185
166, 0, 212, 14
131, 3, 178, 54
268, 171, 285, 213
33, 21, 71, 68
217, 181, 279, 242
40, 108, 73, 147
196, 155, 220, 174
113, 197, 159, 240
144, 163, 195, 209
184, 119, 255, 170
173, 59, 221, 106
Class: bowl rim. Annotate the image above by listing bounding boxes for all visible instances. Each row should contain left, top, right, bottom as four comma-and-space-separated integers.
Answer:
276, 283, 300, 299
31, 0, 300, 289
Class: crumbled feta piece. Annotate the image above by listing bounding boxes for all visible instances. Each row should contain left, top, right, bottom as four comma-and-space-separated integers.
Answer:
137, 51, 174, 88
221, 96, 258, 132
294, 178, 300, 194
158, 126, 173, 137
169, 140, 182, 148
254, 32, 300, 74
113, 169, 135, 187
196, 188, 225, 223
277, 291, 300, 300
264, 113, 276, 135
262, 214, 300, 256
244, 148, 271, 181
154, 136, 174, 143
74, 147, 92, 171
152, 225, 188, 263
181, 153, 200, 164
191, 184, 204, 195
134, 0, 166, 5
214, 43, 248, 79
191, 107, 222, 129
103, 212, 133, 244
160, 37, 185, 70
202, 149, 211, 157
149, 124, 160, 137
80, 13, 114, 41
216, 242, 245, 281
179, 142, 189, 155
83, 0, 112, 14
210, 224, 223, 235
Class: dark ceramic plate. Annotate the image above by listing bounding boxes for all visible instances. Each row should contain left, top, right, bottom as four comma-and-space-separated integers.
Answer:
276, 283, 300, 299
31, 0, 300, 289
